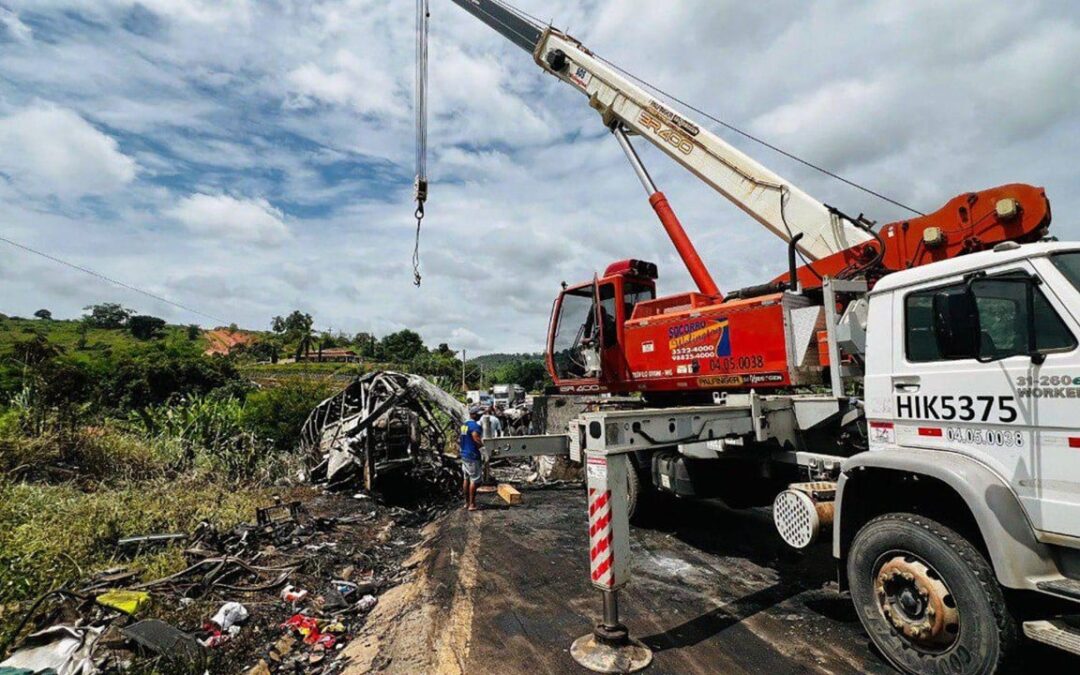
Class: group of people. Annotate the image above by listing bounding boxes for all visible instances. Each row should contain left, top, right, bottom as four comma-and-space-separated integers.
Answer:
458, 407, 504, 511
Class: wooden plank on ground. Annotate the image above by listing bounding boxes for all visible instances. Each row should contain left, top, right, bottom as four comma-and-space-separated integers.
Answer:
497, 484, 521, 505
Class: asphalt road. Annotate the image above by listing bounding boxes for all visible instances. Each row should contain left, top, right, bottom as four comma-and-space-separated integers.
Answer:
344, 482, 1077, 674
464, 486, 890, 674
474, 483, 1080, 675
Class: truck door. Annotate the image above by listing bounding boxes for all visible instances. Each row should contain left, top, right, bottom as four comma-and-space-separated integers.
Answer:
596, 280, 622, 384
548, 281, 603, 389
888, 260, 1080, 537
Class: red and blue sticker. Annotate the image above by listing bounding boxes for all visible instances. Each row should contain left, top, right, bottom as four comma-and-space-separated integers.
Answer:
668, 318, 731, 356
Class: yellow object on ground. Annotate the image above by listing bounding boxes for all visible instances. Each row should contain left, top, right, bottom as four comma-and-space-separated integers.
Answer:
96, 590, 151, 615
497, 484, 521, 505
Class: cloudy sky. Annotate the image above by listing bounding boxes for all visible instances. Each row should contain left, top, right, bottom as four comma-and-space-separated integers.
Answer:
0, 0, 1077, 353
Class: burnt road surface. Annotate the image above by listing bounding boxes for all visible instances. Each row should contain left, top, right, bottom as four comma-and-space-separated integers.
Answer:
466, 485, 1074, 674
465, 486, 887, 674
343, 484, 1074, 674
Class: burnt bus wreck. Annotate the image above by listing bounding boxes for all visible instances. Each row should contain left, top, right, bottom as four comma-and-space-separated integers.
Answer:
300, 371, 466, 490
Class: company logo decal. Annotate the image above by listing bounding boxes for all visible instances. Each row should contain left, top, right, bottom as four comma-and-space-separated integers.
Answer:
667, 318, 731, 357
697, 372, 785, 388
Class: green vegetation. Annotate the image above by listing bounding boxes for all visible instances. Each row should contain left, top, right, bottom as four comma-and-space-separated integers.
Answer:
0, 477, 275, 603
471, 352, 549, 391
0, 309, 335, 644
469, 352, 545, 369
0, 304, 548, 641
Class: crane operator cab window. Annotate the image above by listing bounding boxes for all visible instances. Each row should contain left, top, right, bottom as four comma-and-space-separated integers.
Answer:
623, 280, 655, 323
551, 283, 600, 380
550, 278, 656, 382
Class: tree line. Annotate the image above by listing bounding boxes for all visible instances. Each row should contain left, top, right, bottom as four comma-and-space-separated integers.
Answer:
14, 305, 551, 393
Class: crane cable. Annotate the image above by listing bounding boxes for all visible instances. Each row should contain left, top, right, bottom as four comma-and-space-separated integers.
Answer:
413, 0, 430, 286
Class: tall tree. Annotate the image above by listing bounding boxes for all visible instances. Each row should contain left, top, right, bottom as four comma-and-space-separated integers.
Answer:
128, 315, 166, 340
270, 310, 315, 361
379, 329, 426, 363
272, 310, 313, 334
83, 303, 133, 329
293, 321, 315, 361
353, 332, 378, 359
33, 309, 52, 320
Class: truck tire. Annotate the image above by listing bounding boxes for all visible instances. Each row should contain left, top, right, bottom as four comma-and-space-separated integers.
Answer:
847, 513, 1017, 675
625, 457, 642, 522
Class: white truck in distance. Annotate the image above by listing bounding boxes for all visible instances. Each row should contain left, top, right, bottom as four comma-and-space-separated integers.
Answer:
466, 389, 493, 407
492, 383, 525, 408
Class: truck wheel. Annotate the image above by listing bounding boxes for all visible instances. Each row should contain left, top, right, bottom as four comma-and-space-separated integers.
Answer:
847, 513, 1017, 675
625, 458, 641, 522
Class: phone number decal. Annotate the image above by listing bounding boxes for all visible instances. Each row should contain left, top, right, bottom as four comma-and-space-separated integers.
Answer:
945, 428, 1025, 447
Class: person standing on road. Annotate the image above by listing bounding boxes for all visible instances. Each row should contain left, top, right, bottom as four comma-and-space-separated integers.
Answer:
479, 407, 502, 439
478, 407, 502, 484
460, 408, 484, 512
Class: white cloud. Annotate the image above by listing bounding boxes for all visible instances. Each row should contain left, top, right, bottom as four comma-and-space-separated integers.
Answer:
449, 328, 483, 351
136, 0, 252, 25
0, 7, 32, 42
751, 79, 909, 170
0, 104, 136, 197
0, 0, 1076, 354
286, 49, 404, 118
166, 193, 290, 246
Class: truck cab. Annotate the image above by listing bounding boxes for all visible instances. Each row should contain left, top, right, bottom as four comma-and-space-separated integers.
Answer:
838, 241, 1080, 673
546, 259, 657, 394
862, 241, 1080, 543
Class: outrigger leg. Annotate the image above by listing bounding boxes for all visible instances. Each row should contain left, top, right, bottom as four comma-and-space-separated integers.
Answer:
571, 451, 653, 673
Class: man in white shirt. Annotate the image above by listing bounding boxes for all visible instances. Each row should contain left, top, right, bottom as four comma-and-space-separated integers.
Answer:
479, 408, 502, 439
478, 407, 502, 483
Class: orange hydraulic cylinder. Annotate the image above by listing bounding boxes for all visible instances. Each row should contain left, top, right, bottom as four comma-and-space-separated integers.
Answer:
648, 191, 721, 299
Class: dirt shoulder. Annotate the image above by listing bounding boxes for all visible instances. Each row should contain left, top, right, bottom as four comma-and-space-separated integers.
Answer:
341, 509, 482, 674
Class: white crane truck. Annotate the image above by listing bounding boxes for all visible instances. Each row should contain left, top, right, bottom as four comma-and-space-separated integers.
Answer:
435, 1, 1080, 672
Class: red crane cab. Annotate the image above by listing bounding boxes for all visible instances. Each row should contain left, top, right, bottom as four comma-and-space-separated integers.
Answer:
545, 185, 1052, 399
546, 259, 824, 397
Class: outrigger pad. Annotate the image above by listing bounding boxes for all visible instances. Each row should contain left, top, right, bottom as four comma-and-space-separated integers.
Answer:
570, 632, 652, 674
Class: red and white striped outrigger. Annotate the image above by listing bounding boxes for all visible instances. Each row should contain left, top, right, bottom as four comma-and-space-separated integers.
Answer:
570, 452, 652, 673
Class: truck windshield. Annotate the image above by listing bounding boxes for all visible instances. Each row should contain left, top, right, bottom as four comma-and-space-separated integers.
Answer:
1051, 252, 1080, 293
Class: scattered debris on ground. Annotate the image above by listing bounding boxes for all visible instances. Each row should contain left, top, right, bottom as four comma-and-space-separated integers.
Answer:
300, 371, 466, 489
0, 483, 457, 674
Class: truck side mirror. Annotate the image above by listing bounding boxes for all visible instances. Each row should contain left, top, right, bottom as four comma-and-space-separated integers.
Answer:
932, 289, 980, 359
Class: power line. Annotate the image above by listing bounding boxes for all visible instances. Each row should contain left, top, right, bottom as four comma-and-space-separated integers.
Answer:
0, 234, 229, 324
489, 0, 924, 217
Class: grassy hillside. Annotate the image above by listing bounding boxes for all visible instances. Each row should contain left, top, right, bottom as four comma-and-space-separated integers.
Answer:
0, 316, 192, 353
